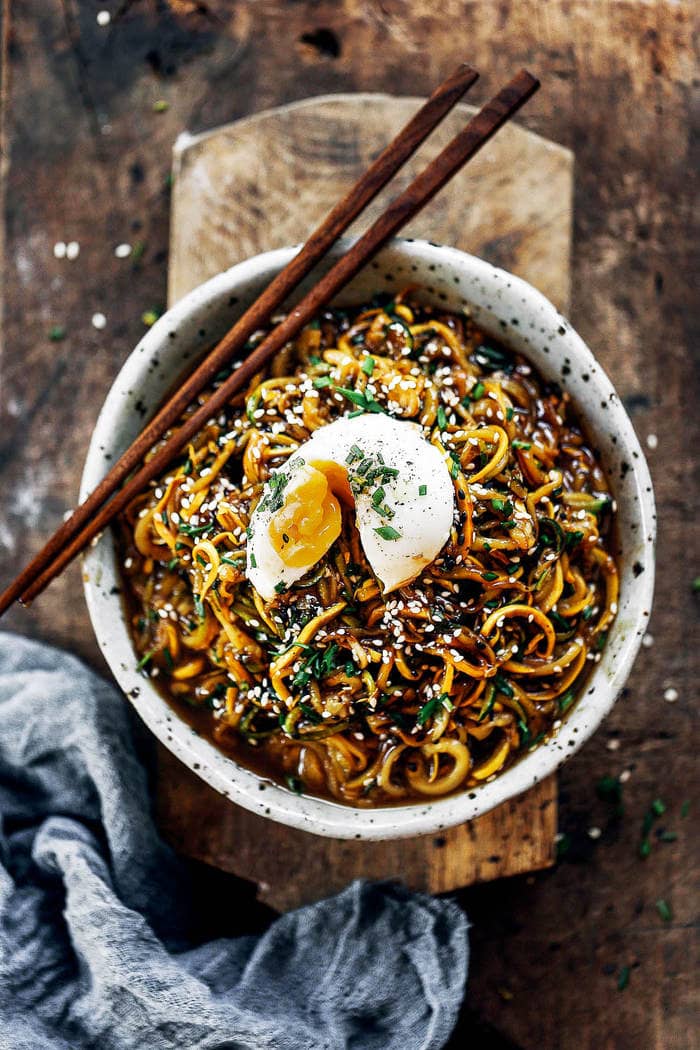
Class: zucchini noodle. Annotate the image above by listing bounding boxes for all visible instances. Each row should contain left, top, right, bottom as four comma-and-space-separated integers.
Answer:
118, 291, 618, 805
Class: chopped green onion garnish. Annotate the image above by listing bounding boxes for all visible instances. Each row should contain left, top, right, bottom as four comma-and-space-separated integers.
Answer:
651, 798, 666, 816
284, 774, 304, 795
471, 381, 485, 400
49, 325, 66, 341
313, 376, 332, 388
437, 405, 447, 430
374, 525, 401, 541
655, 899, 672, 922
617, 966, 630, 991
558, 690, 576, 713
483, 571, 498, 581
136, 650, 155, 671
512, 439, 532, 450
249, 553, 257, 568
361, 356, 375, 375
418, 484, 427, 496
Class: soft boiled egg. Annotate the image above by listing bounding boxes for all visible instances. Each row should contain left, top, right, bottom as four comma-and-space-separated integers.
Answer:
246, 413, 454, 600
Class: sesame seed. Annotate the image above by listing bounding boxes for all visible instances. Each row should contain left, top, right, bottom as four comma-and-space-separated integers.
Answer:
663, 687, 678, 703
114, 243, 132, 258
606, 738, 620, 751
588, 826, 602, 840
642, 633, 654, 648
66, 241, 80, 260
646, 433, 658, 450
91, 312, 107, 330
53, 241, 67, 259
96, 9, 111, 25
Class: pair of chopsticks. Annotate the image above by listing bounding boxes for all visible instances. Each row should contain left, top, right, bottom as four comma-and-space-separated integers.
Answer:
0, 65, 539, 616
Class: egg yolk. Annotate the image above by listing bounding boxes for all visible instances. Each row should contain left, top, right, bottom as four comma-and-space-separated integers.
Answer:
269, 466, 343, 569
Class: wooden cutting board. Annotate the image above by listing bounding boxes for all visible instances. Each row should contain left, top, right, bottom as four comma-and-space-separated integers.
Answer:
156, 94, 572, 912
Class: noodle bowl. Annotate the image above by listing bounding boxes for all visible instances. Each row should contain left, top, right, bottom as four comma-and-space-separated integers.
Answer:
118, 290, 619, 806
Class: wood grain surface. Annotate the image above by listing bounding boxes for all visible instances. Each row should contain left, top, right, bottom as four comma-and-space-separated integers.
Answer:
154, 92, 573, 906
1, 3, 697, 1048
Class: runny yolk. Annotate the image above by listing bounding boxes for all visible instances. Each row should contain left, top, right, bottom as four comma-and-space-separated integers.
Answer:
268, 465, 345, 569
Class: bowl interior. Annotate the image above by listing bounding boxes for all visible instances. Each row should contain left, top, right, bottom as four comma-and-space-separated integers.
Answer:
82, 239, 655, 840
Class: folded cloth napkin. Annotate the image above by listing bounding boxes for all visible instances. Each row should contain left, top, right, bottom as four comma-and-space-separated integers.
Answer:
0, 632, 468, 1050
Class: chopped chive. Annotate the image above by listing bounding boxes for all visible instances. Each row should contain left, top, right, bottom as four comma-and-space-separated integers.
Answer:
417, 694, 453, 725
361, 356, 375, 375
556, 832, 571, 859
348, 409, 364, 418
195, 553, 207, 567
681, 800, 690, 818
564, 530, 585, 550
142, 308, 161, 327
659, 831, 678, 842
163, 647, 173, 670
335, 385, 384, 413
483, 571, 498, 581
491, 498, 507, 512
284, 774, 303, 795
692, 577, 700, 592
48, 325, 66, 341
639, 837, 651, 859
249, 553, 257, 568
437, 405, 448, 430
596, 775, 622, 804
313, 375, 332, 388
153, 99, 169, 112
131, 240, 146, 264
372, 486, 386, 506
346, 443, 365, 464
419, 484, 427, 496
617, 966, 630, 991
651, 798, 666, 816
655, 899, 672, 922
178, 522, 210, 536
506, 406, 514, 421
471, 381, 485, 400
558, 690, 576, 713
136, 650, 155, 671
512, 439, 532, 450
374, 525, 401, 541
167, 557, 178, 570
450, 458, 460, 479
274, 581, 286, 594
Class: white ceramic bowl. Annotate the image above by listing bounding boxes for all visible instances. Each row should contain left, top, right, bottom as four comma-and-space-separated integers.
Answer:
82, 239, 655, 840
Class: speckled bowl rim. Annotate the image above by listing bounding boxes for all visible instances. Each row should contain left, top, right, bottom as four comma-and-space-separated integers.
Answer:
82, 239, 656, 840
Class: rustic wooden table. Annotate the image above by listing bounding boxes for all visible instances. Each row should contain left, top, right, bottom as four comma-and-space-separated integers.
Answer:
1, 3, 697, 1048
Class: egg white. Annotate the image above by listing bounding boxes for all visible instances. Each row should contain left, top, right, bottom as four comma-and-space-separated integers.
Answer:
246, 413, 455, 600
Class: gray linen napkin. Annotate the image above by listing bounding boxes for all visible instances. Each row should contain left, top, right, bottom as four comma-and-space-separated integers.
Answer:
0, 632, 468, 1049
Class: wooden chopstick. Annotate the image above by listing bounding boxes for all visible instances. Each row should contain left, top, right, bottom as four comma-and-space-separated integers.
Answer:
8, 68, 539, 611
0, 65, 478, 617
